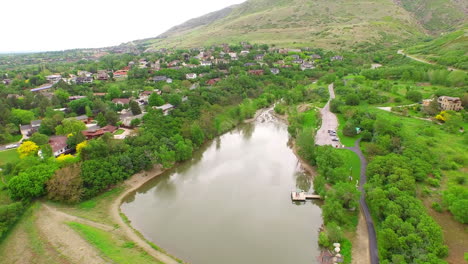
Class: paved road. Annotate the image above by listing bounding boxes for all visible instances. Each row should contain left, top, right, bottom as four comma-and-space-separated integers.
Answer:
345, 139, 379, 264
315, 83, 341, 147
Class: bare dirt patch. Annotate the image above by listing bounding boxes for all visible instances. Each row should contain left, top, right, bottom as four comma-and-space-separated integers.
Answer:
351, 210, 370, 264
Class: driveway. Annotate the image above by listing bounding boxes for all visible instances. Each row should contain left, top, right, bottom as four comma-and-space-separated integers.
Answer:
315, 83, 341, 147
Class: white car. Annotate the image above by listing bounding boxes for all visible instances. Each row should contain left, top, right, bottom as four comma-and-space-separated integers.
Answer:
5, 144, 17, 149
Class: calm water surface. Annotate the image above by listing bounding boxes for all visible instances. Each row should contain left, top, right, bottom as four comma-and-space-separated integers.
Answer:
121, 111, 323, 264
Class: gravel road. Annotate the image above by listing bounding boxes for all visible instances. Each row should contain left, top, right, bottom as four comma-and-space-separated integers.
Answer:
315, 83, 341, 147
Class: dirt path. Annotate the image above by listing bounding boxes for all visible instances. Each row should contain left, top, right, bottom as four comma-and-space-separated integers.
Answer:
397, 50, 467, 73
351, 210, 371, 264
109, 166, 180, 264
42, 203, 114, 232
315, 83, 341, 147
36, 204, 109, 264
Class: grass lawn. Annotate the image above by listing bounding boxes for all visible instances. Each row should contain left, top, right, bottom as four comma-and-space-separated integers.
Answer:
67, 222, 162, 264
0, 149, 20, 166
114, 129, 125, 135
337, 114, 361, 147
337, 149, 361, 182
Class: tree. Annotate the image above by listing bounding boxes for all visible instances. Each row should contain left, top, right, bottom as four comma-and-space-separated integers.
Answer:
343, 122, 357, 137
105, 111, 119, 126
67, 132, 86, 149
10, 109, 35, 125
157, 145, 175, 168
8, 163, 58, 200
68, 98, 92, 115
345, 94, 360, 106
46, 164, 83, 203
107, 85, 122, 100
17, 141, 39, 158
129, 100, 142, 115
55, 119, 86, 135
130, 118, 141, 127
148, 93, 164, 107
406, 90, 422, 102
96, 112, 107, 127
190, 124, 205, 146
175, 139, 193, 161
29, 132, 49, 146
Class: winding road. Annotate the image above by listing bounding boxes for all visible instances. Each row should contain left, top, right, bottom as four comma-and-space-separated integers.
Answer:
345, 139, 379, 264
397, 50, 467, 73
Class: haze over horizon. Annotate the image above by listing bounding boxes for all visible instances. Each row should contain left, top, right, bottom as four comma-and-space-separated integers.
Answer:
0, 0, 246, 53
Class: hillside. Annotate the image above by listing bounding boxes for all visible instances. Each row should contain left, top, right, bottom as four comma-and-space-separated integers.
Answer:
405, 28, 468, 70
142, 0, 467, 50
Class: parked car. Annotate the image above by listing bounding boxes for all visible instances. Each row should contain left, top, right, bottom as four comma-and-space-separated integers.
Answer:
5, 144, 17, 149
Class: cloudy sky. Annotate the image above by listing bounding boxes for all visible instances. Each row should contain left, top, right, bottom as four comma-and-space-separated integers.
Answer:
1, 0, 246, 53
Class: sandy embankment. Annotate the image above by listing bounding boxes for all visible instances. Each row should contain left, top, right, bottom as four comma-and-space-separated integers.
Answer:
109, 166, 180, 264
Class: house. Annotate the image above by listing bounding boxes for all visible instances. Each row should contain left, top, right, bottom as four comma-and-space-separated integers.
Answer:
292, 59, 304, 64
77, 71, 93, 77
96, 70, 109, 80
93, 92, 107, 97
301, 62, 315, 71
311, 54, 322, 59
166, 78, 173, 84
138, 59, 148, 68
200, 61, 212, 66
291, 55, 300, 60
31, 83, 53, 92
139, 90, 161, 103
186, 73, 197, 80
46, 74, 62, 83
113, 70, 128, 80
254, 54, 265, 61
331, 55, 344, 61
229, 52, 238, 60
3, 79, 11, 85
49, 136, 69, 157
248, 70, 264, 76
82, 125, 118, 140
154, 104, 174, 116
206, 78, 221, 85
422, 99, 434, 106
20, 119, 42, 137
112, 98, 130, 105
152, 76, 168, 82
75, 76, 93, 84
270, 68, 280, 75
438, 96, 463, 111
244, 62, 257, 67
240, 50, 250, 56
288, 48, 302, 53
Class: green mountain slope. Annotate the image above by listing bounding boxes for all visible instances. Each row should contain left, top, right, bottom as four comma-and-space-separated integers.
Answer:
406, 28, 468, 70
143, 0, 467, 50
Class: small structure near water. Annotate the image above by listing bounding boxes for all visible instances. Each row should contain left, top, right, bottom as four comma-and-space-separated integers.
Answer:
291, 191, 321, 201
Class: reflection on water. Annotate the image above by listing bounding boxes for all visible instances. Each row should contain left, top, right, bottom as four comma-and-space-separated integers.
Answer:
121, 109, 323, 264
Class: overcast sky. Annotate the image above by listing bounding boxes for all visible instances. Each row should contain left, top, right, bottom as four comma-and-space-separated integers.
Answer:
1, 0, 246, 53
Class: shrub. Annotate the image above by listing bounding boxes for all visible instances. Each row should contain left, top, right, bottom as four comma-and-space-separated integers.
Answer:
427, 178, 440, 187
431, 202, 443, 213
318, 231, 330, 248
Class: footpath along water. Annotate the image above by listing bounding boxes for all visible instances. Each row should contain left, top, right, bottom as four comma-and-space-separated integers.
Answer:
121, 109, 323, 264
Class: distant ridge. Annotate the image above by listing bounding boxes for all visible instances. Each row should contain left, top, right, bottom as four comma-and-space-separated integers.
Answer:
140, 0, 467, 50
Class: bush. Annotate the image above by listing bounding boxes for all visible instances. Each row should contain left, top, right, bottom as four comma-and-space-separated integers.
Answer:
343, 122, 357, 137
318, 231, 330, 248
427, 178, 440, 187
406, 90, 423, 102
431, 202, 443, 213
326, 222, 344, 243
0, 202, 25, 238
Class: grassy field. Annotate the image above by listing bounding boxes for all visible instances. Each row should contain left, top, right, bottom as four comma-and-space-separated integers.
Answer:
68, 221, 162, 264
337, 114, 361, 147
0, 149, 20, 166
338, 149, 361, 182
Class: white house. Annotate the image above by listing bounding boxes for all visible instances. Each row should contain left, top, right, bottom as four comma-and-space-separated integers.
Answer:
186, 73, 197, 79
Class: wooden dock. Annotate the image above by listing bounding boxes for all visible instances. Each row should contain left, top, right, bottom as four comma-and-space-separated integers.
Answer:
291, 191, 321, 201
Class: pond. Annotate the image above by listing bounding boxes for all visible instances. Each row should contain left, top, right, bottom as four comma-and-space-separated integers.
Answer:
121, 109, 323, 264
